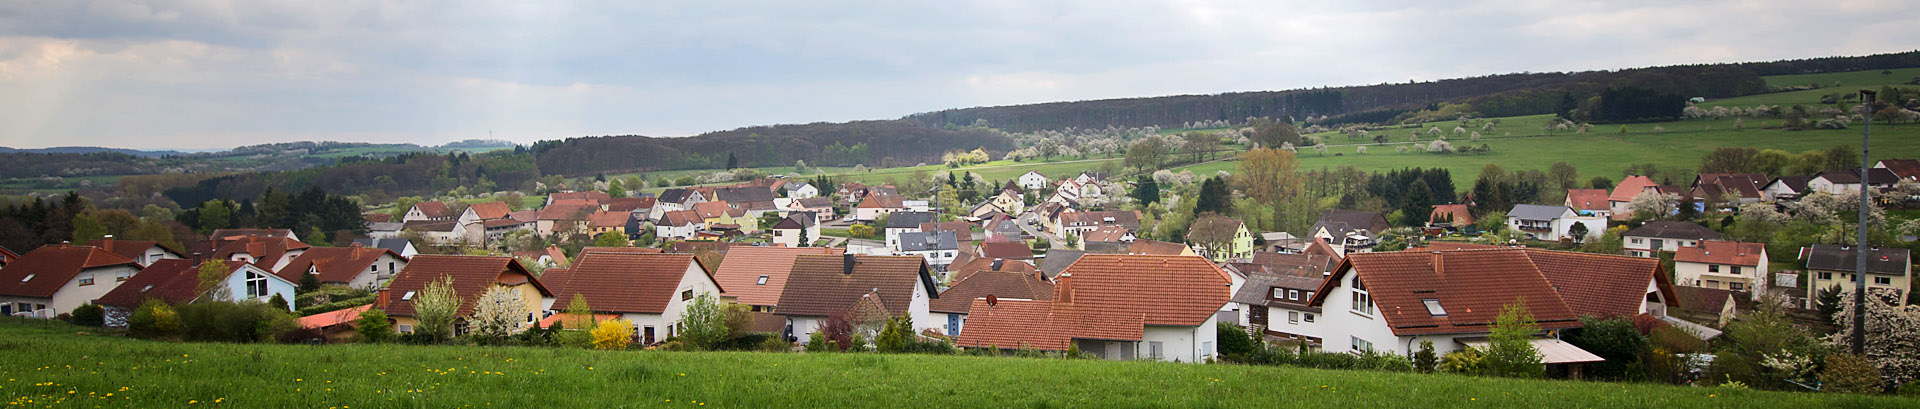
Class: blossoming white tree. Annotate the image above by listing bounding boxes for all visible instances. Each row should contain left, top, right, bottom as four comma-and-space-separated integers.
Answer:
470, 284, 528, 339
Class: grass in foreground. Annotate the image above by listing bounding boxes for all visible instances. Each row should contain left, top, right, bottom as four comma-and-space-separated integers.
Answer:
0, 320, 1907, 408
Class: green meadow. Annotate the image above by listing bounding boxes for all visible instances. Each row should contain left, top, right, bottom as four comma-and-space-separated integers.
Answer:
0, 319, 1908, 408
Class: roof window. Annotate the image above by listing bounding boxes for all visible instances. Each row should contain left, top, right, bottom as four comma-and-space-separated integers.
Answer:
1422, 299, 1447, 316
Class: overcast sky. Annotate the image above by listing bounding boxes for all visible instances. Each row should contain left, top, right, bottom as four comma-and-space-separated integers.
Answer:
1, 1, 1915, 150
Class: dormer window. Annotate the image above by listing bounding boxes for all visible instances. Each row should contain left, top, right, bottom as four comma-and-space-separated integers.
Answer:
1423, 299, 1447, 316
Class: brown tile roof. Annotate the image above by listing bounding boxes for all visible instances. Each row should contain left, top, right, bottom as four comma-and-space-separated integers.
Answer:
604, 197, 655, 213
380, 255, 551, 318
711, 246, 844, 307
946, 257, 1038, 283
693, 201, 745, 219
363, 213, 393, 223
1623, 221, 1721, 241
484, 218, 531, 228
92, 259, 208, 308
587, 211, 629, 229
1429, 204, 1476, 224
1814, 168, 1902, 185
669, 241, 732, 255
299, 304, 372, 329
1880, 159, 1920, 180
537, 203, 596, 221
551, 191, 612, 204
512, 245, 570, 268
1674, 241, 1766, 267
210, 236, 310, 269
1126, 239, 1190, 256
856, 193, 905, 209
276, 245, 403, 284
1416, 242, 1513, 251
931, 271, 1052, 313
84, 239, 182, 261
403, 220, 460, 232
1060, 211, 1141, 230
796, 197, 834, 208
1250, 251, 1337, 278
1311, 249, 1584, 336
545, 253, 713, 314
1083, 226, 1132, 243
581, 247, 664, 255
1671, 286, 1750, 314
1304, 237, 1340, 259
1609, 175, 1660, 202
1524, 249, 1676, 318
1565, 189, 1609, 211
413, 201, 455, 219
661, 209, 702, 227
774, 255, 937, 318
979, 241, 1034, 260
1185, 215, 1245, 242
468, 201, 513, 220
956, 255, 1230, 350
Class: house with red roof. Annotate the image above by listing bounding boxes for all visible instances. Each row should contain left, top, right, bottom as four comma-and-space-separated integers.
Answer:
955, 254, 1231, 362
455, 201, 516, 244
540, 252, 722, 345
0, 244, 140, 318
655, 210, 705, 240
1309, 248, 1675, 360
1607, 175, 1667, 221
85, 239, 185, 267
0, 246, 18, 268
96, 259, 295, 326
932, 270, 1052, 337
404, 201, 457, 222
854, 193, 909, 222
1673, 241, 1768, 297
376, 255, 553, 336
276, 244, 408, 289
1877, 159, 1920, 182
209, 236, 311, 273
1428, 203, 1476, 228
711, 247, 844, 313
1562, 189, 1610, 218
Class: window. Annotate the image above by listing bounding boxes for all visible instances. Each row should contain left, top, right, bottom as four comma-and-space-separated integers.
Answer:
1352, 337, 1374, 352
1149, 342, 1165, 360
681, 290, 694, 301
402, 291, 416, 301
1349, 276, 1373, 315
397, 324, 414, 333
79, 275, 95, 286
245, 271, 269, 299
1305, 313, 1315, 323
371, 264, 378, 272
1820, 272, 1833, 281
1875, 276, 1893, 285
1288, 290, 1299, 300
1705, 280, 1720, 289
1708, 265, 1720, 273
1288, 311, 1299, 324
1631, 238, 1643, 244
388, 262, 396, 273
756, 275, 770, 285
1422, 299, 1447, 316
1731, 266, 1742, 275
1729, 282, 1745, 291
1307, 291, 1315, 300
116, 271, 132, 282
1272, 288, 1284, 299
19, 274, 32, 282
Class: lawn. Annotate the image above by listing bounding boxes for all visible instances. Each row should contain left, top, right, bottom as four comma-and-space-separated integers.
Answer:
0, 319, 1907, 408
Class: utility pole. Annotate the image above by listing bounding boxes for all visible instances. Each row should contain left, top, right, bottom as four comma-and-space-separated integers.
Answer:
1853, 89, 1875, 355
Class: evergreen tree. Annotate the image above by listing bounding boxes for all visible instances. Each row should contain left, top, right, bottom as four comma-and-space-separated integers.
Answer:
1131, 175, 1160, 205
726, 153, 739, 169
1194, 176, 1230, 216
1400, 179, 1434, 227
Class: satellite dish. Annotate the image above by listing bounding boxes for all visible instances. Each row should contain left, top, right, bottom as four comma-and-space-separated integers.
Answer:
986, 295, 998, 307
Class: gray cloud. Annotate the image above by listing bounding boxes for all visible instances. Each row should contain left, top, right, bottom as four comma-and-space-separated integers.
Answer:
0, 0, 1915, 149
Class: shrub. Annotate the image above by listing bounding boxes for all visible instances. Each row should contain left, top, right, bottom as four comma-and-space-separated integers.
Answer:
1359, 349, 1416, 372
1822, 354, 1884, 394
1571, 315, 1648, 381
296, 295, 375, 316
266, 294, 291, 311
592, 318, 634, 350
875, 316, 915, 353
678, 294, 729, 350
177, 301, 297, 343
354, 309, 392, 343
69, 304, 104, 327
1483, 299, 1543, 378
278, 326, 326, 344
128, 299, 181, 339
1413, 340, 1439, 373
1216, 322, 1254, 357
714, 333, 776, 351
1441, 347, 1485, 374
805, 331, 831, 353
1297, 350, 1360, 370
760, 335, 794, 352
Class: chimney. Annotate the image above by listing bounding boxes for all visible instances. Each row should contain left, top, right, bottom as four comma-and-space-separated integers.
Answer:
1431, 251, 1444, 274
1057, 273, 1073, 304
375, 288, 390, 308
842, 253, 857, 275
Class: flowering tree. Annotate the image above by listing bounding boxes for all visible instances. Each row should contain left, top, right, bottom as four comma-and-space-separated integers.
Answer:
413, 276, 461, 339
1824, 288, 1920, 388
469, 285, 528, 339
592, 318, 634, 350
1628, 190, 1679, 221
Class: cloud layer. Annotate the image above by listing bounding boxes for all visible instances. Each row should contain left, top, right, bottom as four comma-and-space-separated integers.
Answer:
1, 0, 1915, 149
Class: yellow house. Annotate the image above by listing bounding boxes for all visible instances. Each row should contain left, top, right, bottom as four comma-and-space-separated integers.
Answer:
694, 201, 756, 232
380, 255, 553, 336
1801, 244, 1912, 308
587, 211, 629, 237
1186, 216, 1253, 262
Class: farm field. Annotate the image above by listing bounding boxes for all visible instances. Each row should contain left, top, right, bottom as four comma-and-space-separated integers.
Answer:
0, 319, 1906, 408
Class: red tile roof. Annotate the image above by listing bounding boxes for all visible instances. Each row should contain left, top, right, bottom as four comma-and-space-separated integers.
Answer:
774, 255, 936, 318
84, 239, 182, 261
299, 304, 372, 329
363, 213, 393, 223
931, 271, 1053, 313
0, 244, 136, 298
1429, 204, 1476, 225
693, 201, 745, 219
1565, 189, 1609, 211
1609, 175, 1659, 202
1674, 240, 1767, 267
551, 191, 613, 204
604, 197, 656, 213
1311, 248, 1673, 336
211, 236, 310, 269
1880, 159, 1920, 180
1524, 249, 1676, 319
93, 259, 206, 308
468, 201, 513, 220
379, 255, 551, 318
587, 211, 629, 229
1250, 251, 1337, 278
1126, 239, 1190, 256
275, 245, 404, 284
536, 203, 596, 221
956, 255, 1229, 350
661, 209, 702, 227
545, 253, 713, 314
580, 247, 664, 255
712, 246, 845, 307
856, 193, 906, 209
946, 257, 1037, 283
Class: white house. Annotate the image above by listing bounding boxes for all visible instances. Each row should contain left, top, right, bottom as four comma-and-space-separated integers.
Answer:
896, 231, 960, 270
1607, 175, 1666, 221
1017, 171, 1051, 190
1807, 169, 1901, 195
777, 255, 939, 345
956, 255, 1229, 362
403, 201, 456, 222
655, 210, 704, 240
1231, 268, 1326, 344
884, 211, 936, 249
782, 182, 820, 199
1309, 248, 1674, 360
770, 213, 821, 248
0, 244, 141, 318
1622, 221, 1721, 258
1505, 204, 1606, 242
1672, 241, 1768, 297
854, 193, 908, 222
1762, 176, 1812, 201
539, 252, 722, 345
95, 260, 298, 327
276, 245, 410, 290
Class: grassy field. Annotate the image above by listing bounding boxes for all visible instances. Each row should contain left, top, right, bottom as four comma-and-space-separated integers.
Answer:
0, 320, 1907, 408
